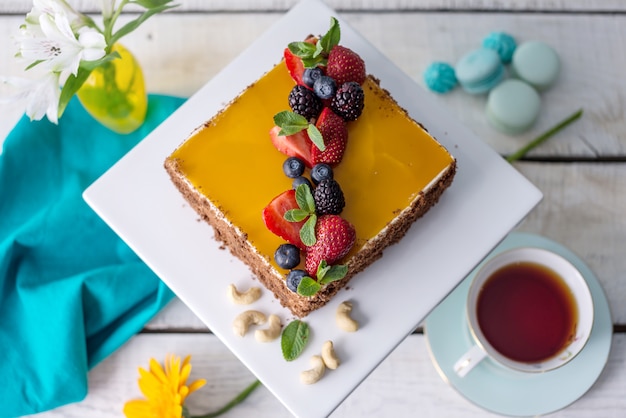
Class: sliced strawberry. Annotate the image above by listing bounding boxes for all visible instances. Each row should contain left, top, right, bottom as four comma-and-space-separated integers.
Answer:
262, 189, 306, 249
305, 215, 356, 277
269, 125, 314, 167
284, 47, 306, 86
311, 108, 348, 166
326, 45, 366, 86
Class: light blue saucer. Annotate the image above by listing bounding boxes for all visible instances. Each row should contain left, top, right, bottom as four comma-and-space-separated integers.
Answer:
424, 232, 612, 417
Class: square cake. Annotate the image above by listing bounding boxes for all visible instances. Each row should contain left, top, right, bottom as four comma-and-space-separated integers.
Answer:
165, 22, 456, 317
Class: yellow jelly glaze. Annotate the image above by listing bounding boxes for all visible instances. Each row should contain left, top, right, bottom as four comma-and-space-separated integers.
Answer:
170, 61, 454, 270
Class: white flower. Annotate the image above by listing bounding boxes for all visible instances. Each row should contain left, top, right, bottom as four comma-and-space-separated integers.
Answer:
25, 0, 87, 31
101, 1, 117, 20
1, 73, 61, 124
19, 12, 106, 84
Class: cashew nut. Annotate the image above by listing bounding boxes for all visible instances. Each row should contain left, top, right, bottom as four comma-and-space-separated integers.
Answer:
228, 284, 262, 305
233, 310, 267, 337
321, 340, 340, 370
255, 314, 282, 342
300, 355, 326, 385
336, 301, 359, 332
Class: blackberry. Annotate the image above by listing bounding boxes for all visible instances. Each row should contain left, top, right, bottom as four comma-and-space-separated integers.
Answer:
288, 85, 322, 120
310, 163, 333, 185
331, 81, 365, 121
314, 179, 345, 215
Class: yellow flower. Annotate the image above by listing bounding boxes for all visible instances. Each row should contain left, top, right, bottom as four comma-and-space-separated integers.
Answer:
124, 354, 206, 418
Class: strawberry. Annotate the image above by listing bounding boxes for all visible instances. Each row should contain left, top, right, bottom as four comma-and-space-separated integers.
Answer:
262, 189, 307, 249
311, 108, 348, 166
284, 36, 319, 86
326, 45, 366, 86
305, 215, 356, 277
269, 125, 314, 167
284, 47, 306, 86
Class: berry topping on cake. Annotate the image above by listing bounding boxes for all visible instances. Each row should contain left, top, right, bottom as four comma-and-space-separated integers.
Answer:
274, 243, 301, 270
286, 269, 308, 292
331, 81, 365, 121
314, 179, 345, 215
269, 125, 314, 167
284, 47, 306, 86
262, 189, 307, 249
326, 45, 366, 86
305, 214, 356, 277
283, 157, 306, 178
288, 85, 322, 120
302, 67, 324, 89
311, 107, 348, 165
292, 176, 313, 191
310, 163, 333, 185
313, 75, 337, 100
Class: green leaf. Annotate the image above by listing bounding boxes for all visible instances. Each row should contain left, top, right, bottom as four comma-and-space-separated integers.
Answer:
281, 320, 310, 361
295, 183, 316, 214
307, 124, 325, 151
79, 51, 120, 71
130, 0, 177, 8
109, 4, 178, 46
288, 41, 318, 59
273, 111, 309, 136
284, 208, 309, 222
300, 213, 317, 246
319, 17, 341, 53
297, 277, 321, 297
58, 68, 93, 117
319, 264, 348, 285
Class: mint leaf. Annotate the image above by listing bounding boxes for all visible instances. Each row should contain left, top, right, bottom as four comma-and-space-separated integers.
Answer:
300, 213, 317, 246
307, 124, 325, 151
297, 277, 321, 297
319, 264, 348, 285
281, 320, 310, 361
295, 184, 316, 214
319, 17, 340, 53
288, 41, 317, 59
284, 208, 309, 222
274, 110, 309, 136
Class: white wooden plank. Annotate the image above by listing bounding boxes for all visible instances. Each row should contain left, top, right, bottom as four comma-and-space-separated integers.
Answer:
2, 12, 624, 156
2, 0, 626, 13
24, 333, 626, 417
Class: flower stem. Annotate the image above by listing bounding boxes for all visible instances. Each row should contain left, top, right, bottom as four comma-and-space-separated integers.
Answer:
192, 379, 262, 418
505, 109, 583, 163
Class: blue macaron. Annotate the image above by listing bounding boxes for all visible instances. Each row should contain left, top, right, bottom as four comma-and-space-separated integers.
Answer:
512, 41, 560, 90
486, 79, 541, 134
423, 62, 458, 94
455, 48, 505, 94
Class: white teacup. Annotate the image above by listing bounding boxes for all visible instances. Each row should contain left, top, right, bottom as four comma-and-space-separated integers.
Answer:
454, 247, 594, 377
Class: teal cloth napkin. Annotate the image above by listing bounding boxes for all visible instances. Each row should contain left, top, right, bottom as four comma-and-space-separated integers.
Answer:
0, 95, 185, 416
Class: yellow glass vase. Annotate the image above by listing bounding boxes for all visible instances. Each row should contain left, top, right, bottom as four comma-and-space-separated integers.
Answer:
77, 44, 147, 134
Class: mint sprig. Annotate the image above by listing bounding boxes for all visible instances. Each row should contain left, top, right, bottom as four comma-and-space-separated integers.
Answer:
273, 111, 325, 151
287, 17, 340, 68
284, 184, 318, 246
296, 260, 348, 297
281, 320, 310, 361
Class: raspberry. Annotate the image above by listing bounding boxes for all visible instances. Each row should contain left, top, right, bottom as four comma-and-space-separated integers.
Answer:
288, 85, 322, 120
331, 81, 365, 121
314, 179, 345, 215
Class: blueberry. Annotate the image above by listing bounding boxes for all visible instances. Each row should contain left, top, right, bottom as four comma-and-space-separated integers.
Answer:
274, 244, 301, 270
282, 157, 305, 178
292, 176, 313, 191
313, 75, 337, 100
311, 163, 333, 185
286, 269, 308, 292
303, 67, 324, 88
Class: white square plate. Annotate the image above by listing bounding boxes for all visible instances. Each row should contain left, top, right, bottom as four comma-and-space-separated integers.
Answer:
83, 0, 542, 416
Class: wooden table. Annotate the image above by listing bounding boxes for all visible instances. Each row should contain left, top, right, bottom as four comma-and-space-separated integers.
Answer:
2, 1, 625, 416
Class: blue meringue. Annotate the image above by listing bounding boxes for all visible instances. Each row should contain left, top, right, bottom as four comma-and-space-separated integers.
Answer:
482, 32, 517, 63
423, 62, 458, 94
